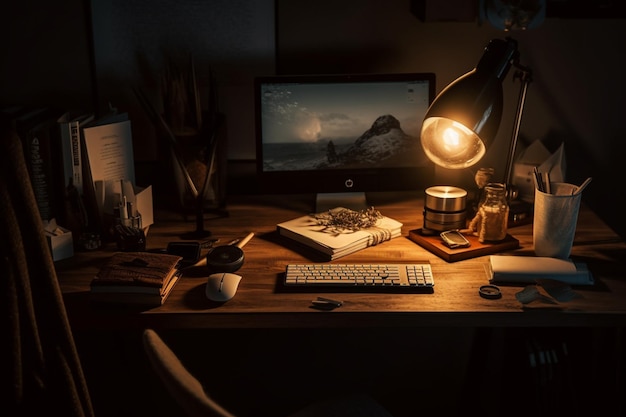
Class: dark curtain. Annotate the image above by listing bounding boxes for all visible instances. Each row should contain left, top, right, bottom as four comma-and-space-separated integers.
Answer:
0, 114, 95, 417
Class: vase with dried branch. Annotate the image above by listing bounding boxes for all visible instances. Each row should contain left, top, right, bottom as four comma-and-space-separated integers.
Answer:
135, 55, 226, 238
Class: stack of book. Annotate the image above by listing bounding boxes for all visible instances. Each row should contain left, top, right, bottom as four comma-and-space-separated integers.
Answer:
277, 207, 403, 260
2, 106, 66, 223
90, 251, 183, 306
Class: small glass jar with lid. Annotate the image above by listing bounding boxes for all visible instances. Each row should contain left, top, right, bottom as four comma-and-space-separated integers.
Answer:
469, 182, 509, 242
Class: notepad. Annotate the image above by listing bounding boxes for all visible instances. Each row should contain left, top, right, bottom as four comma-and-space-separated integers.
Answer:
488, 255, 594, 286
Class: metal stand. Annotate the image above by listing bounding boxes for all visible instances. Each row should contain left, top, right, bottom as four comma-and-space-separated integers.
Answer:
503, 64, 534, 227
504, 64, 533, 191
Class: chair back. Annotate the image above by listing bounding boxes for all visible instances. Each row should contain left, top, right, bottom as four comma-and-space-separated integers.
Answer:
142, 328, 396, 417
142, 328, 237, 417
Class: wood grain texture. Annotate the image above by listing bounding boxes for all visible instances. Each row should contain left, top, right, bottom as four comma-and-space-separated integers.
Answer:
56, 192, 626, 330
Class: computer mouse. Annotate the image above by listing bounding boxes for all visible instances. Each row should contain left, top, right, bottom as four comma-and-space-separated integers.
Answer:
205, 272, 242, 302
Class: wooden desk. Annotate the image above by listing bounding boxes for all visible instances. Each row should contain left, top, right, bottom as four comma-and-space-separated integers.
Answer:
56, 192, 626, 330
56, 192, 626, 417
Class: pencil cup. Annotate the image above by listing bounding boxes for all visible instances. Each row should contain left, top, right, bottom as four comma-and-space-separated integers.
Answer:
533, 183, 581, 259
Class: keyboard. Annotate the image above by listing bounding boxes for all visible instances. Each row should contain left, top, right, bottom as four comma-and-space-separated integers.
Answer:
283, 263, 434, 293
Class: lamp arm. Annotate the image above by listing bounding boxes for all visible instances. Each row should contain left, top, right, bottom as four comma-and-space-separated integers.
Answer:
504, 64, 533, 188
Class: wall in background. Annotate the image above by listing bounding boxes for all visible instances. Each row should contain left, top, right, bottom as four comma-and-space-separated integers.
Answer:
2, 0, 624, 238
276, 0, 625, 238
277, 0, 619, 181
1, 0, 93, 111
89, 0, 276, 161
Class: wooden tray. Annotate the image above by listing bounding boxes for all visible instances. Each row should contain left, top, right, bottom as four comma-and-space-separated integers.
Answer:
408, 228, 519, 262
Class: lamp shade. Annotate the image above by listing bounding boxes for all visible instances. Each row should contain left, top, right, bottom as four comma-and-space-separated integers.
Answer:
421, 38, 519, 169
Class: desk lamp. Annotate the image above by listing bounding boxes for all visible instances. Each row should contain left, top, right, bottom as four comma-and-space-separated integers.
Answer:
420, 37, 532, 189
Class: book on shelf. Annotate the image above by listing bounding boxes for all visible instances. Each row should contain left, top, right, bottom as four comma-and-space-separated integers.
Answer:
276, 207, 403, 260
30, 116, 63, 222
90, 251, 183, 306
8, 107, 65, 222
58, 111, 95, 195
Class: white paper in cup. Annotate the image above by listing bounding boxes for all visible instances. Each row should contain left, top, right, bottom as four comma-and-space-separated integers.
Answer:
533, 183, 582, 259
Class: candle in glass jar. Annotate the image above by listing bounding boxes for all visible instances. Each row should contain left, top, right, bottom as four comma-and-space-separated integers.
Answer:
471, 183, 509, 242
478, 205, 508, 241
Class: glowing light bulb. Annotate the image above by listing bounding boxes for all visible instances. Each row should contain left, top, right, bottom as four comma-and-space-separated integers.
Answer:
443, 127, 460, 148
420, 117, 486, 169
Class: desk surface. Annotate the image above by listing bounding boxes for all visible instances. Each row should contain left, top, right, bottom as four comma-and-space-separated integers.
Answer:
56, 192, 626, 330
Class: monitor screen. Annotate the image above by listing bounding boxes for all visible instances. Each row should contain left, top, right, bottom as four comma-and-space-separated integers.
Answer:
254, 73, 436, 211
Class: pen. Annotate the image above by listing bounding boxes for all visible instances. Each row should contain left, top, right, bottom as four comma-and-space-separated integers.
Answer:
573, 177, 592, 195
120, 179, 128, 219
120, 196, 128, 219
235, 232, 254, 248
533, 167, 544, 192
531, 168, 540, 191
543, 172, 551, 194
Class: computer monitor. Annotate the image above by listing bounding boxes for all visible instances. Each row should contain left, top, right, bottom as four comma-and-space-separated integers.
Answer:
254, 72, 436, 212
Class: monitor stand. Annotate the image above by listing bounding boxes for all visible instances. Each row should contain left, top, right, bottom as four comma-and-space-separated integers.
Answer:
315, 192, 369, 213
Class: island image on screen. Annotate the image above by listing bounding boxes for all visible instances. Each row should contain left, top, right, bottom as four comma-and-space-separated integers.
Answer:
254, 73, 436, 209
